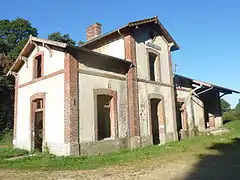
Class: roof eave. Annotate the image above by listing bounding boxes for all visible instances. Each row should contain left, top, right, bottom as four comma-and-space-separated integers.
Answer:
7, 36, 33, 76
81, 16, 180, 51
7, 36, 68, 76
175, 74, 240, 94
67, 45, 134, 67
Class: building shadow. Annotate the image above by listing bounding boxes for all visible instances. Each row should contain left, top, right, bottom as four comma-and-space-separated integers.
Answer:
183, 138, 240, 180
223, 119, 232, 124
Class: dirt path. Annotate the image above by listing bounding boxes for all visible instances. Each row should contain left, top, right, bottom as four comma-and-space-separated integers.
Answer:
1, 141, 239, 180
0, 154, 198, 180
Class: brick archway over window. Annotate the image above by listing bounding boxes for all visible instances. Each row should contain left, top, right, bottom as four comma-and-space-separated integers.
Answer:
148, 93, 166, 144
93, 89, 118, 141
30, 92, 46, 151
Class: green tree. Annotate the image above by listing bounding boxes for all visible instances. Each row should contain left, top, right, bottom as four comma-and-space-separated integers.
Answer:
222, 99, 240, 121
48, 32, 75, 45
221, 98, 231, 113
235, 99, 240, 109
0, 18, 38, 132
0, 18, 38, 60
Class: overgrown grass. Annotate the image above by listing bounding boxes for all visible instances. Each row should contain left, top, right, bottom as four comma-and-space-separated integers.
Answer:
0, 120, 239, 170
0, 129, 13, 146
0, 148, 29, 159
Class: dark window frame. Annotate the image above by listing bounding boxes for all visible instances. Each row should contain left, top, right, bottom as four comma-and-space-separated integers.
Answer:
33, 52, 44, 79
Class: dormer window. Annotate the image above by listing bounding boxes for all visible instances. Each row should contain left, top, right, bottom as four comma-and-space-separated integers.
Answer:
33, 53, 43, 79
148, 51, 161, 82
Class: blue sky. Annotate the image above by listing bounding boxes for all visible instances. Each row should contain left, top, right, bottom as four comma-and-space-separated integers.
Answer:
1, 0, 239, 107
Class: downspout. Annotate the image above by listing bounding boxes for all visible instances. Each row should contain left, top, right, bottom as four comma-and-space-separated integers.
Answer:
117, 29, 124, 39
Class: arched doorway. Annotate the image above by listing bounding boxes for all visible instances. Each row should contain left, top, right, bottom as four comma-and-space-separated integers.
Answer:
97, 95, 112, 140
30, 93, 45, 152
93, 89, 118, 141
149, 94, 166, 145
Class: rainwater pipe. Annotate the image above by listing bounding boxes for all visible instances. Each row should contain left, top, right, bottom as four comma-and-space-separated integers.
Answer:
117, 29, 124, 39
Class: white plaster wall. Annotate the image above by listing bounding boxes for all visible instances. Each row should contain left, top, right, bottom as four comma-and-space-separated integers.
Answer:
192, 96, 205, 130
16, 73, 65, 155
94, 38, 125, 59
79, 61, 127, 78
138, 82, 175, 137
78, 73, 128, 143
176, 90, 189, 99
18, 46, 65, 85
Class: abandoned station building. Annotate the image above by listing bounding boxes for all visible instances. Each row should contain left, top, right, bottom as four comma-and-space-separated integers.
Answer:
7, 17, 239, 155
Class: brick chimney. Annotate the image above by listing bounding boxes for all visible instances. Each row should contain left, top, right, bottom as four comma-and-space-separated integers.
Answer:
86, 23, 102, 41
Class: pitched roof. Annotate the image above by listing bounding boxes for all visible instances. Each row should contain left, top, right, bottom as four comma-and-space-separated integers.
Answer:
81, 16, 179, 51
174, 74, 239, 94
7, 36, 133, 75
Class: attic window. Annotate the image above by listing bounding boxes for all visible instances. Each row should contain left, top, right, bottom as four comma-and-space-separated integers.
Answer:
34, 53, 43, 79
149, 52, 157, 81
147, 49, 161, 82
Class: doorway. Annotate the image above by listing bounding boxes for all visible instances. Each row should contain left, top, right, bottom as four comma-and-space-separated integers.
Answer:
150, 98, 161, 145
97, 95, 112, 140
177, 102, 183, 137
32, 99, 44, 152
177, 102, 188, 140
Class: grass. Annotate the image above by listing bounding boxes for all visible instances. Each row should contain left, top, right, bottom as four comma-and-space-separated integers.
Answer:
0, 120, 240, 170
0, 148, 29, 159
0, 129, 13, 146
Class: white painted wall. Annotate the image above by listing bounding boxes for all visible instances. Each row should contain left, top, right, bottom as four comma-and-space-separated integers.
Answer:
94, 38, 125, 59
16, 45, 66, 155
78, 72, 128, 143
192, 96, 205, 130
16, 74, 66, 155
18, 46, 65, 85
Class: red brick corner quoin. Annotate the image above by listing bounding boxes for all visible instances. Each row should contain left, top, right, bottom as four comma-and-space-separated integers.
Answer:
64, 53, 79, 154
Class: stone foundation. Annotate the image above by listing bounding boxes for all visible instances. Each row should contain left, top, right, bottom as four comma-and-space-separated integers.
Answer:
214, 117, 223, 128
77, 135, 153, 156
166, 132, 175, 142
140, 135, 153, 147
79, 138, 126, 156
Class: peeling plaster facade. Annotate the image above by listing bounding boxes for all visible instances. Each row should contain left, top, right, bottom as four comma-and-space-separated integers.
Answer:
176, 87, 206, 135
11, 17, 235, 156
